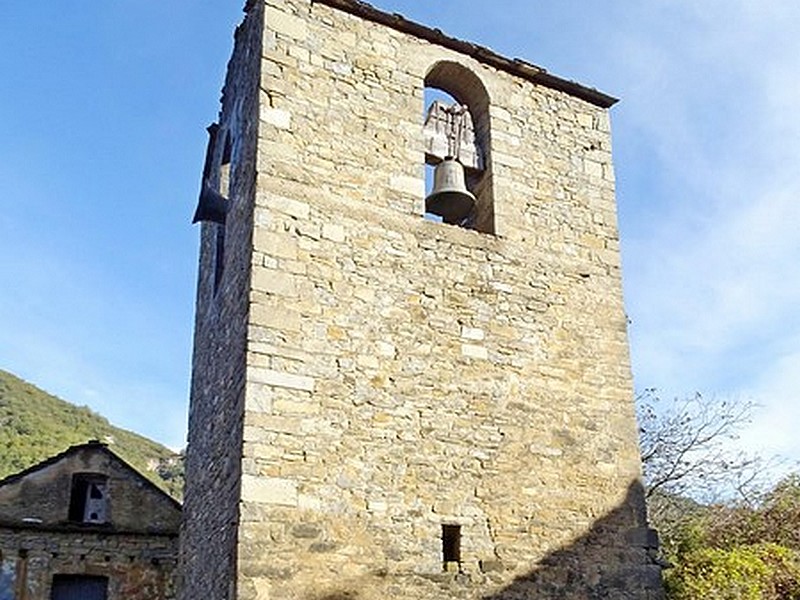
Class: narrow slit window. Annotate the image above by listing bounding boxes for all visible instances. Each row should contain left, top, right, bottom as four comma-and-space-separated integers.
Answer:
442, 524, 461, 565
214, 227, 226, 293
214, 133, 233, 294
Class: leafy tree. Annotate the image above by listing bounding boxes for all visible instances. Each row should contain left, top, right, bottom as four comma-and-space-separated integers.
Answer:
637, 390, 800, 599
700, 476, 800, 552
665, 543, 800, 600
637, 390, 768, 554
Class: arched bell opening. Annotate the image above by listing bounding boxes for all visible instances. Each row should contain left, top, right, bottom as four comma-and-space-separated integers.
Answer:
423, 61, 494, 234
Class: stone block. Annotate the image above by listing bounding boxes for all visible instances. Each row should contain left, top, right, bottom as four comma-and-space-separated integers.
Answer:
389, 174, 424, 197
260, 106, 292, 129
460, 326, 485, 341
259, 193, 310, 220
265, 6, 307, 40
241, 475, 298, 507
253, 268, 297, 297
461, 344, 488, 360
321, 223, 346, 242
250, 301, 302, 332
625, 527, 660, 549
249, 366, 315, 392
584, 158, 604, 178
254, 230, 298, 259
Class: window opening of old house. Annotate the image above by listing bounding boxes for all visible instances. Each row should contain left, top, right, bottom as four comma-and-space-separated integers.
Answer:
423, 62, 494, 234
442, 524, 462, 567
68, 473, 108, 524
51, 574, 109, 600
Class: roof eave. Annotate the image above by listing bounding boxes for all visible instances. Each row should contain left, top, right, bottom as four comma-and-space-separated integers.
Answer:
310, 0, 618, 108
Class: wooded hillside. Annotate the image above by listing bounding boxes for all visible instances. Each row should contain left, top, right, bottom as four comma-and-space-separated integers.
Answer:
0, 369, 183, 499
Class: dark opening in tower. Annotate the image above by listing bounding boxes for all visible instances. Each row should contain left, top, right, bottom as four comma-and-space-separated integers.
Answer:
442, 524, 462, 568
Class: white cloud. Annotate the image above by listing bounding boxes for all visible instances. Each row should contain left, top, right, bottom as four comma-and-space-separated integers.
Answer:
740, 348, 800, 462
604, 3, 800, 469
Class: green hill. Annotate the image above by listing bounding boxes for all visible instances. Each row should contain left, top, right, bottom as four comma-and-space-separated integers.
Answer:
0, 368, 183, 499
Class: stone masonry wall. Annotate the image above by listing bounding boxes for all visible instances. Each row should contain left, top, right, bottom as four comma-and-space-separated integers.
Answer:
230, 1, 661, 599
179, 3, 263, 600
0, 528, 177, 600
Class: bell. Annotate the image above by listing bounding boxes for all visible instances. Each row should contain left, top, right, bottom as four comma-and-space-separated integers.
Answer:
192, 183, 228, 225
425, 157, 476, 224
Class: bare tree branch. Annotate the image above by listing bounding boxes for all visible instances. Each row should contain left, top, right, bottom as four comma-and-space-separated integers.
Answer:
637, 390, 764, 503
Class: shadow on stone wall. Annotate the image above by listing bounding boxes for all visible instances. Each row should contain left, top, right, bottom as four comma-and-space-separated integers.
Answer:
306, 481, 663, 600
482, 480, 664, 600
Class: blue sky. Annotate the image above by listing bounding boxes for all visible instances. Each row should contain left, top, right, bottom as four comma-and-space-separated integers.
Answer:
2, 2, 799, 461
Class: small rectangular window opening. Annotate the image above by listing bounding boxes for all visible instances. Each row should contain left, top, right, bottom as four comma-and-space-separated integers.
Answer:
442, 524, 461, 566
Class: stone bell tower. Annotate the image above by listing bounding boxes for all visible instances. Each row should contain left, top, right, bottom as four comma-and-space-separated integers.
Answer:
181, 1, 663, 599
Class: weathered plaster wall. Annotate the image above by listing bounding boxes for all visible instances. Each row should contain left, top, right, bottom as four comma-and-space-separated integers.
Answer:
0, 529, 177, 600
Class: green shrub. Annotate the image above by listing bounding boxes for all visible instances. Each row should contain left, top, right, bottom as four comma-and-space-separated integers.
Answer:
666, 543, 800, 600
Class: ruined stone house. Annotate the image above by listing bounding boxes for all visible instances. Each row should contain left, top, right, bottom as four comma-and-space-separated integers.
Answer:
182, 1, 662, 599
0, 441, 180, 600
